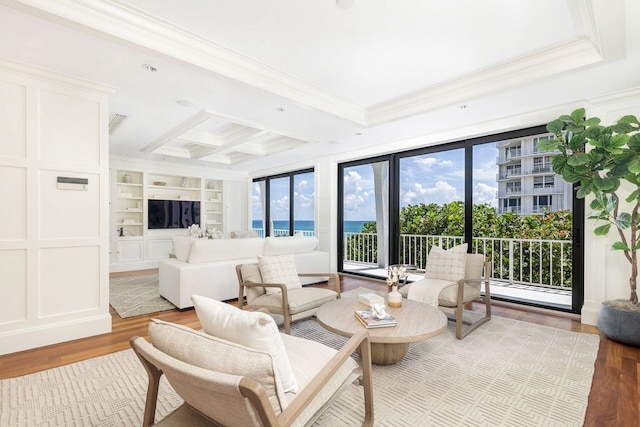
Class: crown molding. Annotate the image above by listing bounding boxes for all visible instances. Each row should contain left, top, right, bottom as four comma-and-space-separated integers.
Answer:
0, 56, 117, 95
3, 0, 366, 123
366, 38, 603, 126
4, 0, 611, 130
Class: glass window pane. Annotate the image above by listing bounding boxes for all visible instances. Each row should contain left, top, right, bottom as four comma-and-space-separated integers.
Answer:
342, 162, 387, 274
399, 149, 465, 269
294, 172, 314, 236
252, 181, 265, 238
269, 177, 290, 236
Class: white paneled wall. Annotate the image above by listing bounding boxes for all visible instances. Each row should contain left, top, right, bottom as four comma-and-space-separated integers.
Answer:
0, 59, 115, 355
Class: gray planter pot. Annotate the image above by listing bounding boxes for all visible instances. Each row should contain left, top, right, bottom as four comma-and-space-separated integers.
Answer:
597, 302, 640, 347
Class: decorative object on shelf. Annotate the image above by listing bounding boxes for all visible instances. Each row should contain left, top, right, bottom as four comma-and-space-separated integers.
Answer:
122, 174, 132, 184
152, 181, 166, 186
206, 181, 214, 190
179, 177, 189, 188
541, 108, 640, 346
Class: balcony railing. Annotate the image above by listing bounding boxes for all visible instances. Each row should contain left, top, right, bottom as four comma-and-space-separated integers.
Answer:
344, 232, 572, 290
253, 228, 315, 238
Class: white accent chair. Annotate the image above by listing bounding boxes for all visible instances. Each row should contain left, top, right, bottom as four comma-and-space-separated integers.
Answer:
130, 319, 374, 426
236, 262, 340, 334
401, 250, 492, 339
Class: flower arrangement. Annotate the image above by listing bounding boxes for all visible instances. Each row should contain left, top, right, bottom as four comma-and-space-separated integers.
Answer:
386, 265, 408, 290
187, 224, 221, 239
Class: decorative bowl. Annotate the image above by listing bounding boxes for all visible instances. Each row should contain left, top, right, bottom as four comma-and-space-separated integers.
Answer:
152, 181, 167, 186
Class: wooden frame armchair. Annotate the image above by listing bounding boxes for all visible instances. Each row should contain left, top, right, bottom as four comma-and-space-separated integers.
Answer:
130, 324, 374, 426
236, 263, 341, 334
404, 254, 492, 339
440, 259, 492, 339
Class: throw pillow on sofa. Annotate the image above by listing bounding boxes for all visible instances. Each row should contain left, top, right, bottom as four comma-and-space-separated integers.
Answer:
191, 295, 299, 394
258, 254, 302, 295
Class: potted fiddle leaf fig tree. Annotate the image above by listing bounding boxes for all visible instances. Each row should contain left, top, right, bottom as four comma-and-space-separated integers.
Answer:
539, 108, 640, 346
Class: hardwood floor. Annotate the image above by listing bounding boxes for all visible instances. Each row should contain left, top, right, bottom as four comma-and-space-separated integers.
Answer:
0, 272, 637, 426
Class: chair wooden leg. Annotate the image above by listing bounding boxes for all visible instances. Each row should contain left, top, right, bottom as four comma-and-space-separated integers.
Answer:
284, 316, 291, 335
130, 338, 162, 427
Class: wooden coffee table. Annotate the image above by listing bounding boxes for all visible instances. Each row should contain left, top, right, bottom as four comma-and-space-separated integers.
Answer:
315, 295, 447, 365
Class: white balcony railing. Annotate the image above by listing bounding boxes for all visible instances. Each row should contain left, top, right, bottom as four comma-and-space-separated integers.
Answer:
343, 233, 572, 290
253, 228, 315, 238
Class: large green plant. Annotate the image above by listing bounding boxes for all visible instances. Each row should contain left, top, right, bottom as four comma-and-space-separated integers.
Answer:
539, 108, 640, 303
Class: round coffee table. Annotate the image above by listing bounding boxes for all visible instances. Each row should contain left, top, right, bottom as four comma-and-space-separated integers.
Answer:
315, 295, 447, 365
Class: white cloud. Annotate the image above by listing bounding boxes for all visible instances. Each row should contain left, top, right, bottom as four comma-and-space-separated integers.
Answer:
473, 182, 498, 207
402, 181, 461, 205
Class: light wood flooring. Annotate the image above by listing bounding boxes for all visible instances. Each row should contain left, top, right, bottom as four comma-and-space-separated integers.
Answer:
0, 271, 637, 426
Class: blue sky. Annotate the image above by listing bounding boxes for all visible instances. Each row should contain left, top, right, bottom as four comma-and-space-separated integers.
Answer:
254, 143, 499, 222
343, 143, 499, 221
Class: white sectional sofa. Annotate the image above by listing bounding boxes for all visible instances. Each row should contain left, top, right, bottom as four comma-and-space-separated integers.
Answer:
159, 235, 330, 309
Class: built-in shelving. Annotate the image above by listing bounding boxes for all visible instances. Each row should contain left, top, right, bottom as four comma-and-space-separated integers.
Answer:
203, 179, 224, 232
110, 169, 236, 271
115, 170, 144, 237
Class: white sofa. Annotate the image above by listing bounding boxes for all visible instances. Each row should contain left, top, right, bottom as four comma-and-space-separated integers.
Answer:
159, 235, 330, 309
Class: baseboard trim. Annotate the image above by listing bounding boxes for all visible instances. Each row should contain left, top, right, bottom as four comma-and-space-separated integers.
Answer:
0, 314, 112, 356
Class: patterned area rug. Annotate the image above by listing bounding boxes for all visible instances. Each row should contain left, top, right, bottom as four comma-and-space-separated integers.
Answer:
109, 274, 175, 318
0, 316, 599, 426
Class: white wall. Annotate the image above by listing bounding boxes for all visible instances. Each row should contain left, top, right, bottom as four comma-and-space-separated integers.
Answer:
0, 59, 115, 355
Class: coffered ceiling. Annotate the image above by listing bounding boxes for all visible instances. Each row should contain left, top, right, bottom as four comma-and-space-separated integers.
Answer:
0, 0, 637, 171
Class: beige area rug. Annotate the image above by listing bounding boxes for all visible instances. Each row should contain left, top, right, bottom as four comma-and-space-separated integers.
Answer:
109, 274, 175, 318
0, 314, 599, 426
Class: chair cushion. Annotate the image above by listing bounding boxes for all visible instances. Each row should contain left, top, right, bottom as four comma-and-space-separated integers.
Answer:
147, 318, 287, 413
281, 333, 358, 426
258, 254, 302, 295
438, 282, 481, 306
192, 295, 299, 394
425, 243, 468, 282
251, 287, 338, 315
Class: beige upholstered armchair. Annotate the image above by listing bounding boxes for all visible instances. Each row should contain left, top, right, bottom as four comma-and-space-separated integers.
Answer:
402, 244, 492, 339
131, 317, 374, 426
236, 257, 340, 334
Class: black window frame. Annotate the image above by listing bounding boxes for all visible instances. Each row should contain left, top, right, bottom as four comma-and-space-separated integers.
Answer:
253, 167, 314, 237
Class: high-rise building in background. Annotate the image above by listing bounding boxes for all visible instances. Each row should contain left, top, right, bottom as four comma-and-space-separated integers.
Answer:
496, 133, 572, 215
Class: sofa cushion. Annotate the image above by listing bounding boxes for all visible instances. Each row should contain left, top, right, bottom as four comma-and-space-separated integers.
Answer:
188, 237, 264, 263
147, 318, 286, 412
192, 295, 298, 394
258, 254, 302, 295
262, 236, 318, 256
173, 235, 193, 262
425, 243, 468, 282
231, 230, 258, 239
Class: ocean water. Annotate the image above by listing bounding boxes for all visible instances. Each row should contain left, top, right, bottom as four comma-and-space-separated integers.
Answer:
252, 220, 373, 233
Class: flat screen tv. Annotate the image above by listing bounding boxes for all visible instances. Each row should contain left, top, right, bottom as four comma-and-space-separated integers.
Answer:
148, 199, 200, 229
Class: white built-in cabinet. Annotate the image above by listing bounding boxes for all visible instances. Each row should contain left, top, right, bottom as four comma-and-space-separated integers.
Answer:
110, 167, 243, 272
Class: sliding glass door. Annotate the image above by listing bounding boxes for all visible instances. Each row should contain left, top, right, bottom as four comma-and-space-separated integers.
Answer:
340, 158, 390, 275
338, 126, 583, 313
397, 147, 465, 268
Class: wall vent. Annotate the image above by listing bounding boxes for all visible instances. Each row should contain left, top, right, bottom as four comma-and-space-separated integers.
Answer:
109, 113, 128, 135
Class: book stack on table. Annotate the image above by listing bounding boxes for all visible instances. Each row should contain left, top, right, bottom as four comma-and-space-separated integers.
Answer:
354, 310, 397, 329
